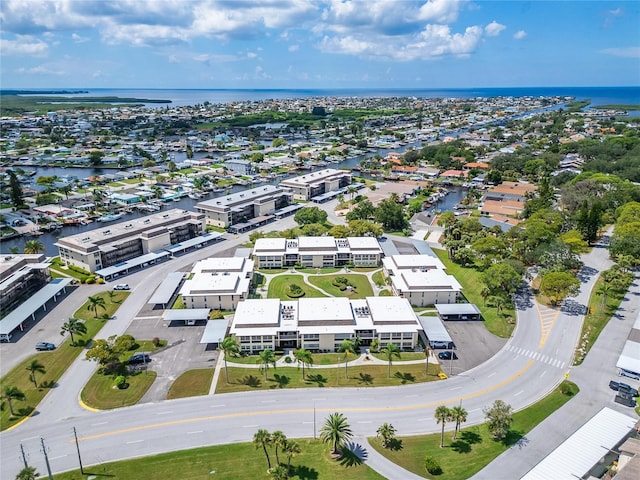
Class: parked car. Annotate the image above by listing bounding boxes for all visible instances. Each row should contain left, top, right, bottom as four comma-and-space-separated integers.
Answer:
113, 284, 130, 290
128, 353, 151, 365
438, 351, 457, 360
614, 392, 637, 408
35, 342, 56, 351
609, 380, 638, 395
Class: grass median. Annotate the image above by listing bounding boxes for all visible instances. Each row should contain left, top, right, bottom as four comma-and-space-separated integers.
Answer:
167, 369, 214, 399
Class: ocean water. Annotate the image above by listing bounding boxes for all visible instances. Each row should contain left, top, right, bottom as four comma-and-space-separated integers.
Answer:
10, 86, 640, 108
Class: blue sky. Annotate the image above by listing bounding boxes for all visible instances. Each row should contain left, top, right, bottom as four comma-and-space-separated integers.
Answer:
1, 0, 638, 89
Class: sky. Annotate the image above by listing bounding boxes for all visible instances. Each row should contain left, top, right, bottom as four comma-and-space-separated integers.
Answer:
1, 0, 639, 90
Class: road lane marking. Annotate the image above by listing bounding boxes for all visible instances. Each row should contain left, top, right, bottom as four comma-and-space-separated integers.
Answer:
187, 431, 203, 434
261, 400, 276, 403
488, 372, 496, 378
406, 394, 419, 398
156, 411, 173, 415
126, 440, 144, 444
21, 436, 39, 441
468, 409, 480, 413
514, 390, 524, 397
51, 455, 68, 460
449, 387, 462, 391
91, 422, 108, 426
540, 370, 547, 378
74, 359, 536, 443
302, 421, 314, 424
209, 404, 225, 408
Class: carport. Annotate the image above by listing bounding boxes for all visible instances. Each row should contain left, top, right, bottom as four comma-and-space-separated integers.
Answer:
96, 250, 171, 280
616, 311, 640, 378
148, 272, 184, 309
164, 232, 224, 256
435, 303, 482, 321
418, 315, 454, 349
200, 320, 229, 348
163, 308, 210, 326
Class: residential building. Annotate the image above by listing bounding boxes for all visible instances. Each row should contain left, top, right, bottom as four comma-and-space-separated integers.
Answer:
195, 185, 292, 229
180, 256, 254, 311
382, 254, 461, 306
225, 159, 254, 175
0, 255, 50, 314
229, 296, 420, 353
279, 168, 351, 201
252, 236, 383, 269
55, 209, 206, 273
479, 181, 537, 219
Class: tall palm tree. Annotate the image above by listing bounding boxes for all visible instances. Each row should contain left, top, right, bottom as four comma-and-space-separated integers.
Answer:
450, 405, 468, 440
271, 430, 287, 466
23, 240, 45, 254
219, 336, 240, 384
320, 412, 353, 456
435, 405, 451, 448
1, 385, 25, 416
376, 422, 397, 448
380, 343, 401, 378
283, 439, 301, 477
253, 429, 272, 471
480, 286, 491, 306
338, 339, 357, 380
258, 349, 276, 380
60, 317, 87, 346
87, 295, 107, 318
597, 282, 613, 310
25, 360, 46, 388
293, 348, 313, 379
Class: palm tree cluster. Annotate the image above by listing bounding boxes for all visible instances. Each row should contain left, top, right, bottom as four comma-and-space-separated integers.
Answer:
434, 404, 468, 448
253, 429, 301, 477
376, 422, 397, 448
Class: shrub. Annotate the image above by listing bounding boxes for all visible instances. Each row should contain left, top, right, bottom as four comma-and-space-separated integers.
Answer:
424, 456, 442, 475
559, 380, 579, 396
284, 356, 292, 364
152, 337, 161, 347
209, 310, 224, 320
287, 283, 305, 298
97, 277, 105, 284
114, 376, 126, 389
85, 275, 96, 284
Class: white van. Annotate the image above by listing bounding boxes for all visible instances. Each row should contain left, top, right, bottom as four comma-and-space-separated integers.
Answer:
620, 368, 640, 381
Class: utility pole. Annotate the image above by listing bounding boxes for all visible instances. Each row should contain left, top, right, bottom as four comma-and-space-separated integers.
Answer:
73, 426, 84, 474
313, 401, 316, 440
20, 443, 28, 469
40, 437, 53, 480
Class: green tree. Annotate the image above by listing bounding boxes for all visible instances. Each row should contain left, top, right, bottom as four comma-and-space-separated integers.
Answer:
488, 295, 508, 314
347, 219, 383, 237
84, 335, 122, 368
283, 439, 301, 477
597, 282, 613, 310
87, 295, 107, 318
434, 405, 451, 448
328, 224, 351, 238
1, 385, 25, 416
294, 206, 328, 225
320, 412, 353, 456
380, 343, 401, 378
539, 271, 580, 305
15, 466, 39, 480
375, 194, 408, 231
576, 200, 602, 245
338, 339, 357, 379
219, 336, 240, 384
450, 405, 468, 440
25, 359, 45, 388
89, 150, 104, 166
258, 349, 276, 380
481, 263, 521, 298
8, 170, 24, 208
483, 400, 513, 440
270, 465, 288, 480
253, 429, 273, 471
376, 422, 397, 448
60, 317, 87, 346
271, 430, 287, 466
186, 144, 194, 159
23, 240, 45, 254
293, 348, 313, 379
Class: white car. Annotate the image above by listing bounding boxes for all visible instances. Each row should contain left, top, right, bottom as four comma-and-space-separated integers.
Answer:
113, 283, 130, 290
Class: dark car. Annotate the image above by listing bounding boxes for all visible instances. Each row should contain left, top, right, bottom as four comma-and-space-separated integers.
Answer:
128, 353, 151, 365
615, 392, 637, 408
35, 342, 56, 351
438, 351, 458, 360
609, 381, 637, 395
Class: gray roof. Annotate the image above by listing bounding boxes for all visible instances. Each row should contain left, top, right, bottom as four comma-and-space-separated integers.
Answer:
96, 251, 170, 277
417, 315, 452, 343
164, 309, 211, 321
164, 232, 224, 253
435, 303, 481, 315
200, 319, 229, 344
0, 278, 72, 335
148, 272, 184, 305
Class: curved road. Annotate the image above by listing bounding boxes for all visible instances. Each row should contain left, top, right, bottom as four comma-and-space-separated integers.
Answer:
0, 228, 622, 479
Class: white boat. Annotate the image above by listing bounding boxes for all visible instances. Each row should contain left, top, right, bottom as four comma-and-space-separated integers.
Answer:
96, 212, 125, 222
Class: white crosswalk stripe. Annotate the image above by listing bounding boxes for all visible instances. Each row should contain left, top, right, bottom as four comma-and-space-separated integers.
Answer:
507, 345, 564, 369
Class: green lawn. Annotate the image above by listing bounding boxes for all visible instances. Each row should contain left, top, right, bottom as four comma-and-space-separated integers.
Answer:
433, 249, 513, 338
167, 369, 214, 399
267, 274, 327, 300
296, 267, 342, 274
372, 270, 386, 287
313, 353, 350, 365
81, 371, 157, 410
370, 381, 579, 479
0, 291, 129, 430
216, 362, 441, 394
371, 352, 426, 362
307, 274, 374, 299
227, 352, 284, 365
54, 438, 385, 480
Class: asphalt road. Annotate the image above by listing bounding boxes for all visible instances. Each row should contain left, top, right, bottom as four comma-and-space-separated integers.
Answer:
1, 223, 636, 480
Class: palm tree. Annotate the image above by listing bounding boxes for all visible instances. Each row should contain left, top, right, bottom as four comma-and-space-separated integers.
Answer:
25, 360, 46, 388
23, 240, 45, 254
253, 429, 272, 471
87, 295, 107, 318
60, 317, 87, 346
338, 339, 357, 379
283, 439, 301, 477
219, 336, 240, 384
435, 405, 451, 448
450, 405, 468, 440
480, 286, 491, 306
320, 412, 353, 456
271, 430, 287, 466
489, 295, 506, 314
15, 466, 39, 480
380, 343, 401, 378
258, 349, 276, 380
2, 385, 25, 416
270, 465, 288, 480
376, 422, 397, 448
293, 348, 313, 379
597, 282, 613, 310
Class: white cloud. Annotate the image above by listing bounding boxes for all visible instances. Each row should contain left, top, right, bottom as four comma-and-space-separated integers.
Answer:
17, 64, 64, 75
0, 35, 48, 56
288, 44, 299, 52
513, 30, 527, 40
418, 0, 464, 24
600, 47, 640, 58
485, 21, 506, 37
608, 8, 623, 16
247, 52, 258, 58
71, 33, 89, 43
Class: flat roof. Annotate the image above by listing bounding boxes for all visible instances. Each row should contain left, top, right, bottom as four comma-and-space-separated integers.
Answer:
347, 236, 381, 250
195, 256, 247, 272
200, 320, 228, 343
385, 254, 444, 270
233, 299, 281, 326
96, 251, 170, 277
196, 185, 281, 209
417, 315, 453, 343
280, 168, 348, 187
164, 232, 223, 253
253, 237, 287, 252
0, 278, 72, 335
366, 296, 417, 323
616, 340, 640, 374
521, 407, 637, 480
435, 304, 482, 315
164, 309, 211, 321
148, 272, 184, 305
298, 236, 337, 249
298, 297, 353, 323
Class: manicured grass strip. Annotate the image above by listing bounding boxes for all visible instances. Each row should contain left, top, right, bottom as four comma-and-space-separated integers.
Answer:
371, 352, 426, 362
54, 438, 385, 480
307, 274, 374, 298
0, 291, 128, 431
314, 353, 349, 365
167, 369, 214, 399
372, 270, 386, 287
267, 274, 327, 300
296, 267, 342, 274
369, 381, 579, 480
227, 352, 284, 365
433, 249, 513, 338
216, 362, 442, 394
81, 371, 157, 410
